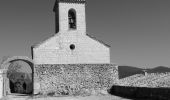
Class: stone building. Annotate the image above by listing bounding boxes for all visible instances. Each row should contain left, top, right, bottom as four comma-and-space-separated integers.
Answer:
32, 0, 110, 64
0, 0, 118, 98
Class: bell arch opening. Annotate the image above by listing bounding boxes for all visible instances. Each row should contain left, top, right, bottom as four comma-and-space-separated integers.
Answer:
68, 9, 77, 30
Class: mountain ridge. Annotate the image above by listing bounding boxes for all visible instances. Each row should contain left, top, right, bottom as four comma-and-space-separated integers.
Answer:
118, 66, 170, 79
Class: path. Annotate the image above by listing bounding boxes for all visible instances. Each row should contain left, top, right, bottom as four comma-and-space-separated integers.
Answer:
1, 95, 131, 100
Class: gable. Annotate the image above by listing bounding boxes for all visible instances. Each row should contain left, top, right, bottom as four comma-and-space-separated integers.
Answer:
31, 33, 60, 49
32, 33, 110, 49
86, 34, 111, 48
32, 32, 110, 64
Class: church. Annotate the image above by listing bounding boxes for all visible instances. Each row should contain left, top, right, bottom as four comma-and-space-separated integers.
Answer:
32, 0, 110, 64
0, 0, 118, 98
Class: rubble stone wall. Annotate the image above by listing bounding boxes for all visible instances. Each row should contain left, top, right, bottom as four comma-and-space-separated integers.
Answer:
119, 73, 170, 88
34, 64, 118, 96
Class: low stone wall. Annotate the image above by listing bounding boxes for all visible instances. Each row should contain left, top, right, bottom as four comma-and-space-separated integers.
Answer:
119, 73, 170, 88
34, 64, 118, 96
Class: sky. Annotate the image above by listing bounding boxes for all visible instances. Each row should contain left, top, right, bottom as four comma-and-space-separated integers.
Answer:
0, 0, 170, 68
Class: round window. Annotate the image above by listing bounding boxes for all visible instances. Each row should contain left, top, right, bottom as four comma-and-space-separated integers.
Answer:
70, 44, 75, 50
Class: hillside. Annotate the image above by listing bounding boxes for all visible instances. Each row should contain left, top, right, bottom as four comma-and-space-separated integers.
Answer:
118, 66, 170, 79
119, 72, 170, 88
146, 66, 170, 73
118, 66, 144, 79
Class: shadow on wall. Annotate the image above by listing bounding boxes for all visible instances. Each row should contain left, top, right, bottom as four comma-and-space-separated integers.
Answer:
108, 85, 170, 100
8, 72, 32, 94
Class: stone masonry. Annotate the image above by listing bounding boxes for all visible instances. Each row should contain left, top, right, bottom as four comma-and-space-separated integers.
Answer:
34, 64, 118, 96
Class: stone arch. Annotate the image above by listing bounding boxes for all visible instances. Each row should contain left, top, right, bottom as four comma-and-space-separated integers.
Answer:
1, 56, 33, 69
1, 56, 34, 95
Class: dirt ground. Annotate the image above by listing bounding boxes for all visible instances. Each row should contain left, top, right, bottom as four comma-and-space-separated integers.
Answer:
2, 95, 130, 100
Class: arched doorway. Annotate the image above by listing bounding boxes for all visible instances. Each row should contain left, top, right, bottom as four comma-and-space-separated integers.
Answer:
1, 56, 34, 95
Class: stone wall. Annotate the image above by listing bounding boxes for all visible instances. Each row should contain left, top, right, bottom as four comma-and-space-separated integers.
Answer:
0, 70, 6, 99
119, 73, 170, 88
0, 70, 4, 98
34, 64, 118, 96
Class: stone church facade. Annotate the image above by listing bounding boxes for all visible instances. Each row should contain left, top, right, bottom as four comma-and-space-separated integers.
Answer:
32, 0, 110, 64
0, 0, 118, 98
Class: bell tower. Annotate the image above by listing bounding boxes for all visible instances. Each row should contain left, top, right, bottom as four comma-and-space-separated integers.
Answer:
53, 0, 86, 34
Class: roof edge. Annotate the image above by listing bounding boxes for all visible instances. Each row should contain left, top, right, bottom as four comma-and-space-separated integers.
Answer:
86, 33, 111, 48
31, 33, 60, 48
57, 0, 86, 4
53, 0, 86, 12
32, 33, 111, 49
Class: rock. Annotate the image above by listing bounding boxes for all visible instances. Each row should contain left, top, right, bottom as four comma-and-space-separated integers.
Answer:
100, 90, 108, 95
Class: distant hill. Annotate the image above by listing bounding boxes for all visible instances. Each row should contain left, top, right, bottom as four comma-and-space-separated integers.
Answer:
118, 66, 170, 79
118, 66, 144, 79
146, 66, 170, 73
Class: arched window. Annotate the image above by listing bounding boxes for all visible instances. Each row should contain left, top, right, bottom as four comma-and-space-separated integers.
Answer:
68, 9, 76, 29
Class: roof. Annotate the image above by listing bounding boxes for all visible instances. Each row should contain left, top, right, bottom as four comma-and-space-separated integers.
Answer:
53, 0, 86, 12
86, 33, 111, 48
31, 33, 58, 48
32, 33, 111, 48
57, 0, 85, 3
